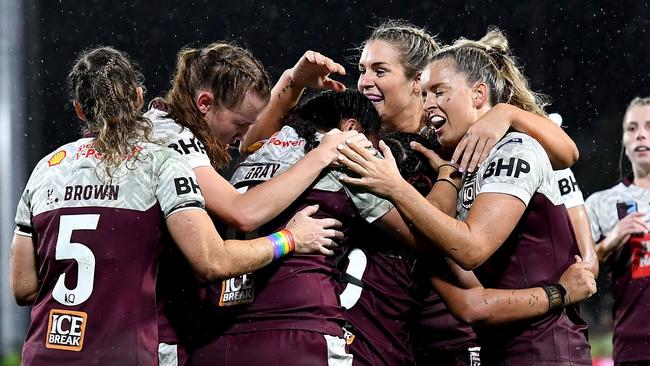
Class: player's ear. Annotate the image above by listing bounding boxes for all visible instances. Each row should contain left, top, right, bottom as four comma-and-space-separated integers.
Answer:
73, 101, 87, 121
195, 91, 214, 115
340, 118, 361, 132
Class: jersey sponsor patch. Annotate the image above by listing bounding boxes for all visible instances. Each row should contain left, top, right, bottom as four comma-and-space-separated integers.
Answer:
168, 137, 207, 156
48, 150, 66, 167
174, 177, 201, 195
46, 309, 87, 352
461, 171, 478, 210
482, 157, 531, 179
629, 234, 650, 279
219, 273, 254, 306
266, 135, 305, 148
558, 174, 580, 196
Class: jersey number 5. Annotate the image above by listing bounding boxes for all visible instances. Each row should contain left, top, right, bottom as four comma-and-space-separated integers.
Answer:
52, 215, 98, 306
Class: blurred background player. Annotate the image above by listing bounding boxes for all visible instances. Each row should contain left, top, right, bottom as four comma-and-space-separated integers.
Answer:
586, 96, 650, 366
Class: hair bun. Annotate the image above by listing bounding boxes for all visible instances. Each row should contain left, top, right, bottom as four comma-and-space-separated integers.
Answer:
479, 27, 510, 55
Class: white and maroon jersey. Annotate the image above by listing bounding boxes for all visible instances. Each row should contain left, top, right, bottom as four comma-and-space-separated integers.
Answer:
15, 138, 204, 366
585, 178, 650, 362
192, 126, 393, 342
145, 106, 213, 349
146, 107, 212, 169
555, 168, 584, 209
457, 132, 591, 365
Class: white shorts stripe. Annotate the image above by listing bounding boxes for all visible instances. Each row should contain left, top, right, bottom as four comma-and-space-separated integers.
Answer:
158, 342, 179, 366
324, 334, 353, 366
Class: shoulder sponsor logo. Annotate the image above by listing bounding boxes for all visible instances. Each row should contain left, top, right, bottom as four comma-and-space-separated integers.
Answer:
266, 136, 304, 148
46, 309, 87, 352
483, 157, 530, 179
219, 273, 254, 306
557, 175, 580, 196
168, 138, 206, 156
48, 150, 66, 167
174, 177, 201, 195
64, 185, 119, 201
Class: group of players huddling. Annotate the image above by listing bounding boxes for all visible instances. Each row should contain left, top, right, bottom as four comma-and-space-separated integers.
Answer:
17, 18, 650, 366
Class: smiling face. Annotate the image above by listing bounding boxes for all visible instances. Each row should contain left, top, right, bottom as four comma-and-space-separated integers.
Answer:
204, 91, 267, 148
420, 58, 480, 149
623, 104, 650, 169
357, 40, 421, 132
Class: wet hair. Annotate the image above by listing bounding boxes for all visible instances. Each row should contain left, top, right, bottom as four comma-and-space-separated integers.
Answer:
619, 96, 650, 179
67, 46, 150, 176
430, 27, 548, 117
156, 42, 271, 168
362, 19, 439, 80
382, 132, 438, 195
287, 90, 382, 152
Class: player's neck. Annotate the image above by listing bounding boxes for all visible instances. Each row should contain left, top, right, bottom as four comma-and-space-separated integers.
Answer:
632, 165, 650, 189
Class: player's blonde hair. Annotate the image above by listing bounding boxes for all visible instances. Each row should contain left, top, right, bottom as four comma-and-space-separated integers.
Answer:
155, 42, 271, 169
362, 19, 439, 80
68, 46, 151, 175
430, 27, 549, 117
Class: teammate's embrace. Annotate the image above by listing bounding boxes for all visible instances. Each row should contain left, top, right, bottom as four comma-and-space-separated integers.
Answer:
9, 47, 341, 365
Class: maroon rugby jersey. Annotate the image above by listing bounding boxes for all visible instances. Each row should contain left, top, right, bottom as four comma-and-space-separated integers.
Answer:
14, 138, 204, 365
192, 126, 393, 347
585, 178, 650, 362
458, 133, 590, 365
336, 228, 420, 366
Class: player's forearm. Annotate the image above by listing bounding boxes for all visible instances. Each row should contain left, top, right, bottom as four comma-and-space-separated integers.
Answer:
388, 182, 481, 269
241, 70, 305, 151
227, 148, 331, 231
425, 180, 459, 217
595, 237, 619, 262
505, 104, 578, 169
568, 207, 599, 276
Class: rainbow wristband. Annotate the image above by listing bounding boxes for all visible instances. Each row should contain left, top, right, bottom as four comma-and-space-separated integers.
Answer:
268, 229, 296, 260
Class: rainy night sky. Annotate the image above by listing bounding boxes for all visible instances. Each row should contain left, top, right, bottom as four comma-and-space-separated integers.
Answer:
12, 0, 650, 337
21, 0, 649, 198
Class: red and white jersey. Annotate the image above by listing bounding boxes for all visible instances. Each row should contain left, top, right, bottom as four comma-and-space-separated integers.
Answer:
585, 178, 650, 362
15, 138, 204, 366
458, 132, 591, 365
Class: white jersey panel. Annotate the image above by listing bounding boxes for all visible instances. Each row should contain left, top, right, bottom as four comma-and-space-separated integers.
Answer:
554, 168, 584, 209
457, 132, 560, 221
230, 126, 393, 223
15, 138, 205, 233
146, 107, 212, 169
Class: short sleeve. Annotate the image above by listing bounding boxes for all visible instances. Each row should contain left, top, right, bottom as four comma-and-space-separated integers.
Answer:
478, 136, 545, 206
14, 164, 43, 237
154, 149, 206, 217
554, 168, 584, 209
329, 170, 393, 223
584, 194, 603, 242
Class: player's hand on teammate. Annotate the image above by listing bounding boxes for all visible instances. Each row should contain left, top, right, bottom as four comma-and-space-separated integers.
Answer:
316, 128, 372, 166
410, 140, 447, 171
338, 139, 405, 199
285, 205, 343, 256
290, 51, 346, 92
451, 103, 512, 173
559, 255, 597, 305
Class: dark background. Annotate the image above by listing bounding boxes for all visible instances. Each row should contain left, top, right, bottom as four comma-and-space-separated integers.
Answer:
17, 0, 650, 341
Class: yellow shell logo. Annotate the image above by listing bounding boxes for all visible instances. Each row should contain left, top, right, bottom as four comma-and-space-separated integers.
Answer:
47, 150, 66, 167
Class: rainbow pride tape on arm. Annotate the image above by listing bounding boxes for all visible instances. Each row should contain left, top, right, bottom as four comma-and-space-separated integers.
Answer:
268, 229, 296, 260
